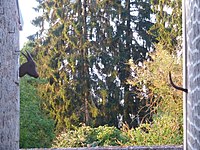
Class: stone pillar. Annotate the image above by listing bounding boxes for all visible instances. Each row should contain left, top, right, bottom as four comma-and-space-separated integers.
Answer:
0, 0, 20, 149
185, 0, 200, 149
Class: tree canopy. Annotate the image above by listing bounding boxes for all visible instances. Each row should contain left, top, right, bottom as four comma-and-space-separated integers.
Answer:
29, 0, 182, 132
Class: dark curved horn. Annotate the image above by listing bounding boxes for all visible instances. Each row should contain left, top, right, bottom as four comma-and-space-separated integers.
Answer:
169, 71, 188, 93
21, 50, 33, 61
26, 50, 34, 61
21, 51, 28, 60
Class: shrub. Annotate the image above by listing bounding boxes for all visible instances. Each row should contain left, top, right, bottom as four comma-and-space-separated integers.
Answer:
86, 125, 129, 146
123, 114, 183, 146
126, 45, 183, 145
20, 76, 55, 148
52, 125, 129, 148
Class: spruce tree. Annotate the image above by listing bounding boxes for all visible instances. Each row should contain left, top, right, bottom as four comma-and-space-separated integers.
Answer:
31, 0, 157, 131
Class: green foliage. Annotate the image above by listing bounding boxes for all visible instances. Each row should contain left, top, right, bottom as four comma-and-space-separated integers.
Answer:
52, 125, 129, 148
128, 44, 183, 116
28, 0, 183, 147
52, 125, 92, 148
32, 0, 156, 132
53, 109, 182, 148
87, 125, 129, 146
21, 0, 183, 147
123, 114, 182, 146
150, 0, 182, 54
20, 76, 55, 148
126, 44, 183, 145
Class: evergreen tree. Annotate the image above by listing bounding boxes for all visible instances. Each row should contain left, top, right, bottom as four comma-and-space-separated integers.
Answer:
150, 0, 182, 53
32, 0, 156, 131
116, 0, 156, 127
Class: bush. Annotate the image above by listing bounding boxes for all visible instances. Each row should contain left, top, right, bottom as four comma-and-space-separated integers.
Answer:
52, 125, 129, 148
126, 45, 183, 145
87, 125, 129, 146
122, 114, 183, 146
20, 76, 55, 148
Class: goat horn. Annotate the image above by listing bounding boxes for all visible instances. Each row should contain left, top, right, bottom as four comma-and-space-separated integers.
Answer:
21, 51, 29, 60
21, 51, 34, 61
169, 71, 188, 93
25, 50, 34, 61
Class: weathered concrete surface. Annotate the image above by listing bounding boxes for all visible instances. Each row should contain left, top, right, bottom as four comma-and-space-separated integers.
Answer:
185, 0, 200, 149
20, 145, 183, 150
0, 0, 20, 150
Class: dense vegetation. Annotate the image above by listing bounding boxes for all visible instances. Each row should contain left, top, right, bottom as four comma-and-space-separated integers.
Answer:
52, 45, 183, 147
20, 0, 183, 148
20, 76, 55, 148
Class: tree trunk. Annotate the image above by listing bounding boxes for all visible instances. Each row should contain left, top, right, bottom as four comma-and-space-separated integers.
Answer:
185, 0, 200, 149
0, 1, 20, 150
82, 0, 90, 125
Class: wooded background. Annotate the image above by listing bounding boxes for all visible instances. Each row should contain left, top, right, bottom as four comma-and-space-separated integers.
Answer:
19, 0, 184, 148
